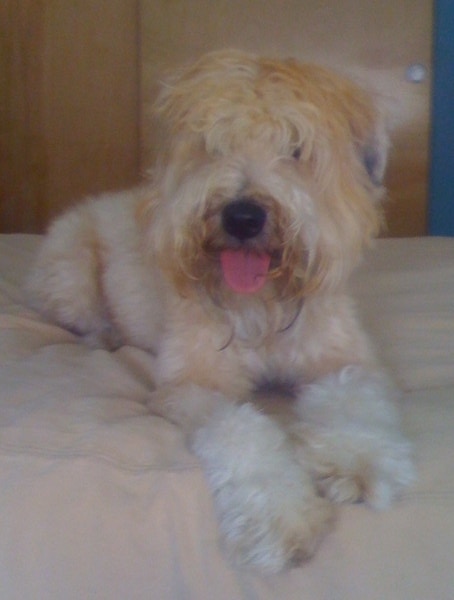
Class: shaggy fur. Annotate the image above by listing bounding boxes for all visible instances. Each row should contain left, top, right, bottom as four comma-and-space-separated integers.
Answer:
27, 49, 415, 573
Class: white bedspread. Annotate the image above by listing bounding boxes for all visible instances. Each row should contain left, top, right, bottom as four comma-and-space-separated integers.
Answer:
0, 235, 453, 600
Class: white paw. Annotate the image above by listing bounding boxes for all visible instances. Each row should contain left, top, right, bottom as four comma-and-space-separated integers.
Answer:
296, 367, 416, 510
217, 477, 333, 572
304, 428, 415, 509
192, 403, 334, 573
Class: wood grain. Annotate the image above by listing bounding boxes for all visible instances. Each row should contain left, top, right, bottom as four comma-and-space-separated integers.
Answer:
1, 1, 140, 232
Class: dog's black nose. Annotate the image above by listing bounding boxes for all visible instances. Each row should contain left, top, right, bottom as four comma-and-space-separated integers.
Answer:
222, 199, 267, 241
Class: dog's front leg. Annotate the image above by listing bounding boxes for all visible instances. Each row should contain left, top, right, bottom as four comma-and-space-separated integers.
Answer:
148, 383, 334, 573
294, 367, 415, 509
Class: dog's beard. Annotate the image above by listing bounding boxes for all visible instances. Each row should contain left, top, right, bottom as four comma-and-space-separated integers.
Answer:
165, 224, 321, 347
196, 223, 314, 304
149, 192, 324, 310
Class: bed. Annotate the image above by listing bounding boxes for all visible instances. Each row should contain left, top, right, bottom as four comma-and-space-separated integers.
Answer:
1, 234, 453, 600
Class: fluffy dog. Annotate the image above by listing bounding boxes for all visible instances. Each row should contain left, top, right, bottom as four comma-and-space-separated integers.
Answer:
27, 49, 415, 573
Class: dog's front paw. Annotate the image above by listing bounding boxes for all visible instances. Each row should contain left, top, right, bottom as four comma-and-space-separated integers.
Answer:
296, 368, 416, 510
306, 430, 415, 509
192, 403, 334, 573
217, 477, 333, 573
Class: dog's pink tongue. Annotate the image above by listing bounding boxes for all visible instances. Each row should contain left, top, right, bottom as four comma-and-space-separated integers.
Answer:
220, 250, 271, 294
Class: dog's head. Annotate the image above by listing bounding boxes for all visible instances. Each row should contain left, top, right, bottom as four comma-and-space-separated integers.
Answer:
142, 50, 388, 304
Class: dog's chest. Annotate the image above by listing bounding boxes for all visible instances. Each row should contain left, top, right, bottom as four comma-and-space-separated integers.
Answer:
155, 301, 306, 398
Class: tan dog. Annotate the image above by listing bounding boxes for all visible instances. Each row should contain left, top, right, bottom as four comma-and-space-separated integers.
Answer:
27, 50, 414, 573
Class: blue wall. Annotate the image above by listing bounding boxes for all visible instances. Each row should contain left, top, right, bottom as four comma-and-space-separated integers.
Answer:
429, 0, 454, 235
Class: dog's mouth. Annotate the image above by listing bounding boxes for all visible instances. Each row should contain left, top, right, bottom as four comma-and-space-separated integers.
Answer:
220, 249, 271, 294
216, 197, 275, 294
201, 196, 286, 294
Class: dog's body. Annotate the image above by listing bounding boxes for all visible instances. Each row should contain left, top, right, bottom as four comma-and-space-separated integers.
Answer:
27, 50, 414, 573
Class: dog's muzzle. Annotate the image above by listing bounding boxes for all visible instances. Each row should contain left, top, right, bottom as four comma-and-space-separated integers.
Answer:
222, 199, 267, 241
219, 199, 271, 294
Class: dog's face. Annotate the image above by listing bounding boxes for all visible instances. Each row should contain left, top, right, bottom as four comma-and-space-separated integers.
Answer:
143, 50, 388, 304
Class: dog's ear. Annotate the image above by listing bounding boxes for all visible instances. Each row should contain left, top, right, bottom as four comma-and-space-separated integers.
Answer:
361, 131, 389, 187
352, 94, 390, 190
299, 63, 390, 193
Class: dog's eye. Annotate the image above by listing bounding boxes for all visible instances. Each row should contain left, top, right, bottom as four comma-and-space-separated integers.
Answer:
292, 147, 302, 160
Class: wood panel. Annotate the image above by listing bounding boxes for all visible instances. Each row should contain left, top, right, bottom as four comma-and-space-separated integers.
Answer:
0, 1, 140, 233
140, 0, 433, 237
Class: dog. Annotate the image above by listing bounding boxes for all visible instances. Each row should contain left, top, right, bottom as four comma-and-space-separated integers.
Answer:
27, 49, 415, 573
